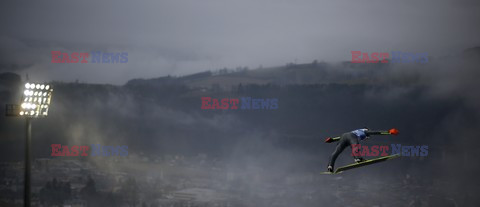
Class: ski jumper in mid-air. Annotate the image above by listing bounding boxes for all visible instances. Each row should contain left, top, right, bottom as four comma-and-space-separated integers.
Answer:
325, 128, 399, 173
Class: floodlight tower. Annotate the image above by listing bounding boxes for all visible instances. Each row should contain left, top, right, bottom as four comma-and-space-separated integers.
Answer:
19, 82, 53, 207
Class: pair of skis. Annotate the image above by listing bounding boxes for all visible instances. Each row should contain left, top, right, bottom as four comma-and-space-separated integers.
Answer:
321, 154, 400, 174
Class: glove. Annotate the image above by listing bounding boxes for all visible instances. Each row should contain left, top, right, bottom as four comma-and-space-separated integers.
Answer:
389, 128, 399, 135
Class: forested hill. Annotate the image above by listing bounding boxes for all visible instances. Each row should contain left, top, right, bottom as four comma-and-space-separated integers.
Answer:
0, 47, 479, 166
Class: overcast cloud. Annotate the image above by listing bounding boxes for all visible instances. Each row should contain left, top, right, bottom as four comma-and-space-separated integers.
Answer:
0, 0, 479, 84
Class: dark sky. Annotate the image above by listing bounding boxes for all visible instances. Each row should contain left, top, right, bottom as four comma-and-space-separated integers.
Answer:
1, 0, 479, 84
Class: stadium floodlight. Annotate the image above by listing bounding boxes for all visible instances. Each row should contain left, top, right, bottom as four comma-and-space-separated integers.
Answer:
19, 83, 53, 117
4, 81, 54, 207
18, 82, 53, 207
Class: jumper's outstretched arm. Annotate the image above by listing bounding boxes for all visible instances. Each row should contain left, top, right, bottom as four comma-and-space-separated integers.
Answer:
367, 128, 399, 136
324, 128, 399, 143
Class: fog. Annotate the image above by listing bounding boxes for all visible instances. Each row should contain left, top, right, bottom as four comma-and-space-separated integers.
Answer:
1, 48, 480, 206
1, 0, 479, 205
